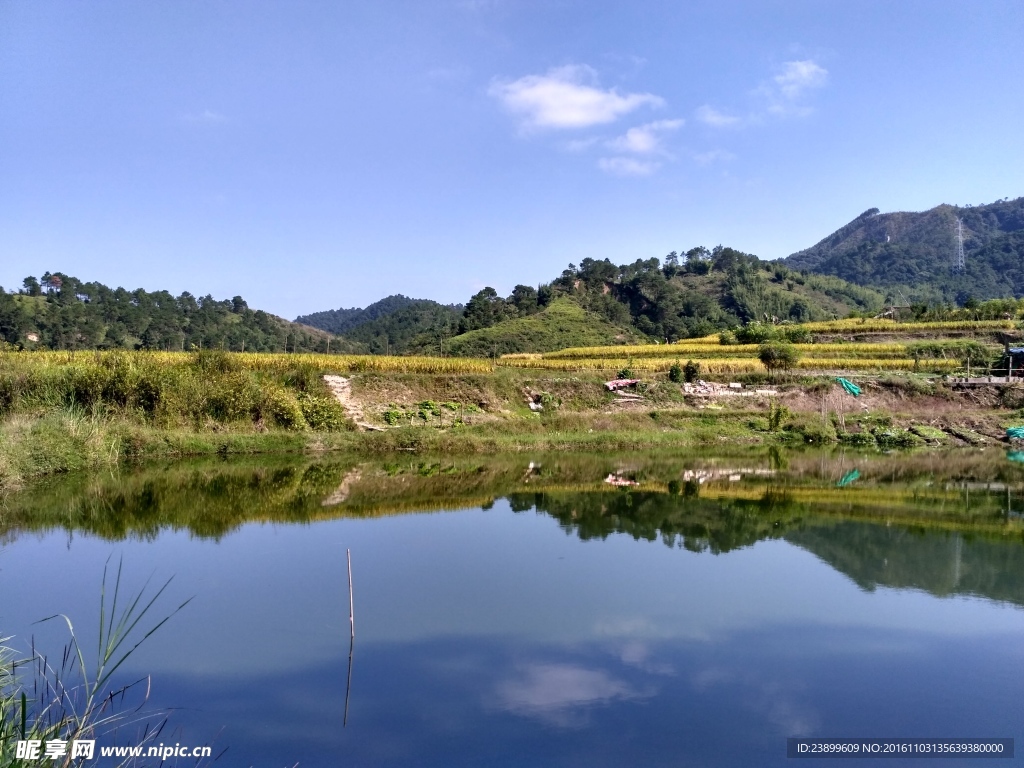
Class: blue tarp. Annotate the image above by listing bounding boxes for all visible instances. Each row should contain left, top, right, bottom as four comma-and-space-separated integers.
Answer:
836, 377, 861, 397
837, 469, 861, 487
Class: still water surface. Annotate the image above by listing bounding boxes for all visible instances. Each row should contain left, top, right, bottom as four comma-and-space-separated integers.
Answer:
2, 451, 1024, 766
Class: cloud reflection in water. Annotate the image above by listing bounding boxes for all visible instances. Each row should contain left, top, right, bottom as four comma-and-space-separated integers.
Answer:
493, 663, 651, 726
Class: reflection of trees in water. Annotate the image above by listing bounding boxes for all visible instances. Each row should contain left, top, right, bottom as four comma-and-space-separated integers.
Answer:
786, 523, 1024, 608
514, 488, 1024, 607
507, 489, 805, 555
5, 448, 1024, 610
1, 459, 354, 541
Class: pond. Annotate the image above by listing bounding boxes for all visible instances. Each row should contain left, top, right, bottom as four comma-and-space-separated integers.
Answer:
2, 450, 1024, 766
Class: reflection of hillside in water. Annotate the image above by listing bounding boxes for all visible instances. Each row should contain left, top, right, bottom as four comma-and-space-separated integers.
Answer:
785, 523, 1024, 608
506, 489, 802, 555
4, 450, 1024, 608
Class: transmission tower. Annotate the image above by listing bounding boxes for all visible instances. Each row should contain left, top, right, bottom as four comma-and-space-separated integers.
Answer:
954, 217, 966, 273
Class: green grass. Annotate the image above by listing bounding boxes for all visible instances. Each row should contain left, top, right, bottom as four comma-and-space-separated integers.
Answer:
0, 349, 352, 432
0, 409, 314, 491
910, 425, 948, 442
441, 298, 645, 357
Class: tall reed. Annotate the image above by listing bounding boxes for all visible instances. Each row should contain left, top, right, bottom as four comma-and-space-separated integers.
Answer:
0, 559, 192, 767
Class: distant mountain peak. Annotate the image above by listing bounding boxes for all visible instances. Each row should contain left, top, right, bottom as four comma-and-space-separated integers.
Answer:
784, 196, 1024, 303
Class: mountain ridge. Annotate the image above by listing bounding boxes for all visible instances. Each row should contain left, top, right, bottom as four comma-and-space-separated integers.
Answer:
784, 196, 1024, 303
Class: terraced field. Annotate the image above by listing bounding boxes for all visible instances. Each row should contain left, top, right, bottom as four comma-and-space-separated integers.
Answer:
498, 318, 1011, 375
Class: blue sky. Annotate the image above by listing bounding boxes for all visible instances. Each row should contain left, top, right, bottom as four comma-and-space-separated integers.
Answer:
1, 0, 1022, 319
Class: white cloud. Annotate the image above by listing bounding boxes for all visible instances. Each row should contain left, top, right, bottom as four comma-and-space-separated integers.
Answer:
490, 65, 664, 130
695, 59, 828, 127
694, 149, 736, 166
760, 59, 828, 116
695, 105, 740, 128
181, 109, 226, 124
606, 118, 684, 154
774, 60, 828, 99
597, 157, 660, 176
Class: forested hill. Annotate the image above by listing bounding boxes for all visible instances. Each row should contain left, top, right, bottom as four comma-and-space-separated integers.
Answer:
784, 196, 1024, 303
1, 246, 883, 355
296, 295, 462, 355
406, 247, 884, 354
0, 272, 340, 352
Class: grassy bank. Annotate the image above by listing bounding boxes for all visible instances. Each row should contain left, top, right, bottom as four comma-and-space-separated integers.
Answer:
0, 405, 775, 491
3, 348, 1023, 491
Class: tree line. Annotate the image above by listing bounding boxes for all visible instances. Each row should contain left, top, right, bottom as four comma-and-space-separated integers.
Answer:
0, 272, 331, 352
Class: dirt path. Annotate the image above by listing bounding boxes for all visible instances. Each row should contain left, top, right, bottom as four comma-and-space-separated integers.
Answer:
323, 375, 384, 432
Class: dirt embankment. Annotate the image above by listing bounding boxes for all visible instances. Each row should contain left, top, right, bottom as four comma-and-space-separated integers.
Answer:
323, 375, 384, 432
329, 369, 1024, 446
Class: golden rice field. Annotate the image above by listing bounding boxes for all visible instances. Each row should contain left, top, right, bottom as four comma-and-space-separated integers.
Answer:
235, 352, 495, 374
798, 318, 1016, 333
0, 350, 495, 375
677, 334, 722, 344
542, 342, 917, 360
1, 346, 966, 379
497, 357, 959, 373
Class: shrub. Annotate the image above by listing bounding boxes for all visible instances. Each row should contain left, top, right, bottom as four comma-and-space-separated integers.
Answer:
683, 360, 700, 383
539, 391, 560, 408
207, 373, 259, 422
260, 387, 307, 430
298, 392, 348, 431
64, 364, 107, 409
783, 326, 811, 344
668, 360, 683, 383
718, 330, 739, 345
767, 399, 789, 431
98, 356, 163, 413
383, 407, 406, 426
873, 428, 924, 448
785, 417, 836, 444
737, 322, 780, 344
417, 400, 441, 420
839, 431, 877, 447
